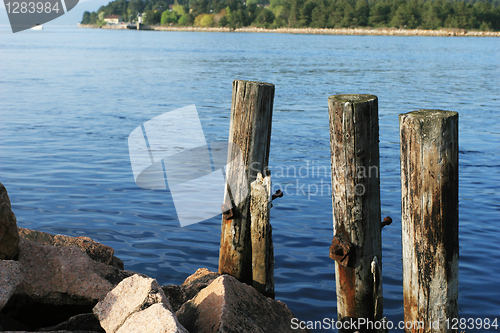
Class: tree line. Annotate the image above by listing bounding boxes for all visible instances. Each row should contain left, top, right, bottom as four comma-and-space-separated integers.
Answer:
81, 0, 500, 31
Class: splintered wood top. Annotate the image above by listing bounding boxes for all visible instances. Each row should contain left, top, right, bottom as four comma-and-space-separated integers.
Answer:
400, 109, 458, 119
233, 79, 274, 87
328, 94, 377, 103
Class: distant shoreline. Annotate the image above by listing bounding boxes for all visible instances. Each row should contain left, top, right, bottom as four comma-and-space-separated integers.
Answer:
78, 24, 500, 37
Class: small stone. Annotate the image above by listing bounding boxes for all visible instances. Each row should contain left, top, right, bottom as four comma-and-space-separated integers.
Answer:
116, 303, 188, 333
0, 183, 20, 260
93, 274, 172, 333
0, 260, 23, 310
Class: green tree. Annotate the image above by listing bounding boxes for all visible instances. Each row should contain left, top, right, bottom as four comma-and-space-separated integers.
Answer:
310, 5, 328, 27
200, 13, 214, 25
299, 0, 316, 26
190, 0, 210, 16
355, 0, 369, 26
224, 6, 234, 26
128, 0, 146, 18
255, 7, 275, 26
480, 20, 491, 30
390, 3, 409, 27
81, 11, 91, 24
122, 3, 128, 21
475, 1, 500, 30
369, 1, 391, 26
173, 2, 187, 16
286, 0, 302, 26
422, 1, 442, 29
144, 9, 162, 24
218, 14, 229, 26
233, 9, 250, 27
161, 10, 178, 24
178, 13, 194, 25
89, 12, 97, 24
211, 0, 226, 12
340, 1, 356, 27
453, 1, 467, 28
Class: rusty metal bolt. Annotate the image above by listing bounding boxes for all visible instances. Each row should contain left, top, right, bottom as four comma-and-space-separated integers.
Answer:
271, 189, 283, 201
381, 216, 392, 228
329, 236, 354, 267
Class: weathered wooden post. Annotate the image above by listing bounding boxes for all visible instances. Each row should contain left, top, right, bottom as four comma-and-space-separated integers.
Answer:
250, 173, 275, 298
328, 94, 384, 331
399, 110, 459, 332
219, 80, 274, 285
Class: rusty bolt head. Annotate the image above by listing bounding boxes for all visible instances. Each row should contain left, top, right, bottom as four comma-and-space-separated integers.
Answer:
329, 236, 354, 267
271, 189, 283, 201
381, 216, 392, 228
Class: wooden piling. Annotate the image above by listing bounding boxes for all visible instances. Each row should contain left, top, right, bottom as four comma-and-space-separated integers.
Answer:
218, 80, 275, 285
250, 173, 275, 298
328, 94, 384, 331
399, 110, 459, 333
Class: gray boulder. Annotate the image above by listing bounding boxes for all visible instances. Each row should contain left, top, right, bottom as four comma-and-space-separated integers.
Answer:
18, 228, 121, 268
93, 274, 185, 333
14, 239, 133, 306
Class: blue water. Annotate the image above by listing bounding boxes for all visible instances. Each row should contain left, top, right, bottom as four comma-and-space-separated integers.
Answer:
1, 26, 499, 331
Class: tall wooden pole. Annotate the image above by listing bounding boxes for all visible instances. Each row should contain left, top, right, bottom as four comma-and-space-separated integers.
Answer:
400, 110, 459, 333
328, 94, 384, 331
219, 80, 274, 285
250, 173, 275, 298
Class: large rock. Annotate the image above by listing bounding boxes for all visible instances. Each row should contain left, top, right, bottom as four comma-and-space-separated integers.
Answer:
0, 260, 23, 311
0, 182, 20, 260
14, 239, 133, 306
18, 228, 120, 268
93, 274, 175, 333
116, 303, 188, 333
176, 274, 310, 333
162, 268, 220, 312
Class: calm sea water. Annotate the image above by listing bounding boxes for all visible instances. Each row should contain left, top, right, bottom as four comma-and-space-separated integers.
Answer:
1, 26, 499, 331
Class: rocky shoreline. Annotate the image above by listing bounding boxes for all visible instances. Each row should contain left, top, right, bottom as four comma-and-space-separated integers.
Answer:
0, 182, 310, 332
78, 24, 500, 37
